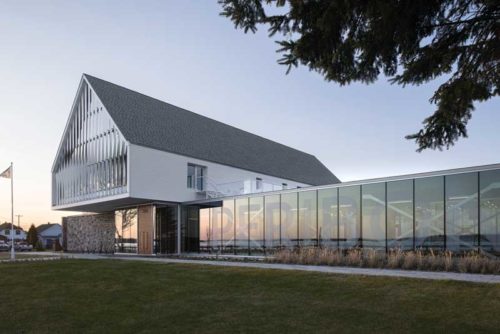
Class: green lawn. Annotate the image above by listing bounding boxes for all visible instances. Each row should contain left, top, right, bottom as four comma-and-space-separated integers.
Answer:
0, 252, 56, 260
1, 260, 499, 333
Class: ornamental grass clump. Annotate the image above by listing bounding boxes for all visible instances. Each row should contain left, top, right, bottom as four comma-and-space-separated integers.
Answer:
270, 248, 500, 274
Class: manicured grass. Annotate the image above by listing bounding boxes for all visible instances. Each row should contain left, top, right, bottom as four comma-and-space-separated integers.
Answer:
0, 252, 57, 260
1, 260, 499, 333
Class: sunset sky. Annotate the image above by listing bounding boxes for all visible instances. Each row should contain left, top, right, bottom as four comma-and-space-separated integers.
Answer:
0, 0, 499, 229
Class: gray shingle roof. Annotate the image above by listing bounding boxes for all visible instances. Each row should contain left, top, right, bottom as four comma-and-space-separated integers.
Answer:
84, 74, 340, 186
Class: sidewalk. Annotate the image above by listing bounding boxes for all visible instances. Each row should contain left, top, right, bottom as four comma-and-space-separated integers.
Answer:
52, 252, 500, 284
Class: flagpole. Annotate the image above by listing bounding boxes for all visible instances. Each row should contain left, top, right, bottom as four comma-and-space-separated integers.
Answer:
10, 162, 14, 261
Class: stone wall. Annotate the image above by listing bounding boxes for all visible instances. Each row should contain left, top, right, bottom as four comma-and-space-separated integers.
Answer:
62, 213, 115, 253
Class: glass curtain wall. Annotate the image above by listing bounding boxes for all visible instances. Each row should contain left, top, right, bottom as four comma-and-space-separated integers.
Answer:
339, 186, 361, 248
298, 191, 317, 247
235, 198, 249, 254
115, 209, 138, 253
249, 197, 264, 253
415, 176, 445, 249
210, 207, 222, 252
362, 183, 386, 250
446, 173, 478, 252
480, 169, 500, 255
222, 200, 235, 253
192, 168, 500, 255
199, 208, 210, 252
318, 188, 338, 249
281, 193, 298, 248
387, 180, 414, 250
265, 195, 281, 251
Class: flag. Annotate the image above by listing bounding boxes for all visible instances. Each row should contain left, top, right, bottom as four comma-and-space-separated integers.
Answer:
0, 166, 11, 179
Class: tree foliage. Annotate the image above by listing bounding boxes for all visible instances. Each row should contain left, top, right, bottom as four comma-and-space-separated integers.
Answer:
27, 224, 38, 248
219, 0, 499, 151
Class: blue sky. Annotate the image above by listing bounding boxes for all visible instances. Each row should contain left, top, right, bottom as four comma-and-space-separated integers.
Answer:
0, 0, 498, 226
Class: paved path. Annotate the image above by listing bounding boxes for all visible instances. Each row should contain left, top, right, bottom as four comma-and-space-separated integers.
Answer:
51, 252, 500, 284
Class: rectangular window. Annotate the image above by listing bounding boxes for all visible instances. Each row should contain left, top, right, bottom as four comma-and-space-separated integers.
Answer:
387, 180, 413, 250
446, 172, 478, 252
415, 176, 444, 250
339, 186, 361, 248
318, 188, 338, 249
298, 191, 317, 247
187, 164, 206, 191
265, 195, 281, 251
282, 183, 288, 190
479, 170, 500, 255
362, 183, 386, 250
256, 178, 263, 190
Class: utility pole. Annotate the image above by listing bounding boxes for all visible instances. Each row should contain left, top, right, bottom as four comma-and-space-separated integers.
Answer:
15, 214, 22, 228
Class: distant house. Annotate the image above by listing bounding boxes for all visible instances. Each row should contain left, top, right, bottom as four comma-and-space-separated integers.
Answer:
36, 223, 62, 249
0, 223, 26, 241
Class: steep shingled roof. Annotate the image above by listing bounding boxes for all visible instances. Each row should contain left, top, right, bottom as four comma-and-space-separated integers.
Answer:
84, 74, 340, 186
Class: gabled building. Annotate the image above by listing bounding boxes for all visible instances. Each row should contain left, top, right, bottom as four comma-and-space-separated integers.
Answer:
53, 75, 500, 257
36, 223, 62, 249
53, 74, 339, 254
0, 223, 26, 241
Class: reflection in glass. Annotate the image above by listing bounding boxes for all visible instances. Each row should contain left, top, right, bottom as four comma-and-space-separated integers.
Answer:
210, 207, 222, 252
281, 193, 298, 247
415, 176, 444, 250
249, 196, 264, 253
446, 173, 478, 252
265, 195, 280, 250
222, 200, 235, 253
387, 180, 413, 250
115, 208, 138, 253
318, 188, 338, 249
480, 170, 500, 255
362, 183, 386, 250
235, 198, 249, 254
199, 208, 210, 252
299, 191, 317, 247
339, 186, 361, 248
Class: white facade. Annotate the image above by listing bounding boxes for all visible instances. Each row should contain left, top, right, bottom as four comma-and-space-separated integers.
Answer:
128, 144, 309, 203
0, 229, 27, 241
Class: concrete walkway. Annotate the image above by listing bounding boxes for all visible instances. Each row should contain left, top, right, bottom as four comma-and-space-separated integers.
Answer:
51, 252, 500, 284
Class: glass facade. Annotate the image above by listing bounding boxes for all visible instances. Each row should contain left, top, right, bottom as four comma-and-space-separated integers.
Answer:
222, 199, 235, 253
298, 191, 317, 247
52, 81, 128, 206
362, 183, 386, 250
387, 180, 413, 250
415, 176, 444, 249
281, 193, 298, 248
115, 209, 137, 253
235, 198, 249, 254
318, 188, 338, 249
480, 169, 500, 254
446, 173, 478, 252
339, 186, 361, 248
264, 195, 280, 251
191, 167, 500, 256
249, 196, 264, 253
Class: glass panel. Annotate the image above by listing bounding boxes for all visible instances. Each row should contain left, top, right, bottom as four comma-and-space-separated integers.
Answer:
339, 186, 361, 248
415, 176, 444, 250
183, 206, 199, 253
387, 180, 413, 250
210, 207, 222, 252
115, 208, 138, 253
187, 165, 195, 188
265, 195, 281, 251
318, 188, 338, 249
199, 208, 210, 252
222, 200, 235, 253
480, 169, 500, 255
446, 173, 478, 252
235, 198, 249, 254
362, 183, 386, 250
249, 196, 264, 254
281, 193, 298, 248
298, 191, 317, 247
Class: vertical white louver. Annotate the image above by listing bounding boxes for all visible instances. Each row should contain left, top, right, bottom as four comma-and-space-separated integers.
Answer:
52, 80, 128, 206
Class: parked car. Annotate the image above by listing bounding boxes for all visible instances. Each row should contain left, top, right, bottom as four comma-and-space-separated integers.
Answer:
0, 241, 9, 251
15, 242, 33, 252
